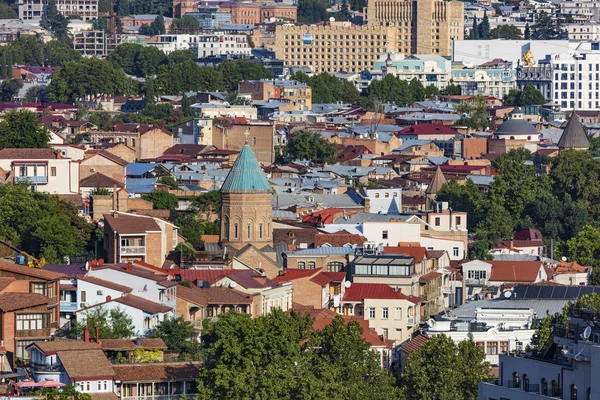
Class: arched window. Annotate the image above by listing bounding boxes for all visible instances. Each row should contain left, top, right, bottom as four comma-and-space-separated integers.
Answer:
571, 385, 577, 400
510, 136, 515, 140
407, 306, 414, 317
327, 262, 344, 272
523, 374, 529, 391
308, 261, 316, 269
552, 381, 559, 397
511, 372, 520, 388
541, 379, 548, 396
224, 217, 229, 239
298, 261, 306, 269
587, 388, 591, 400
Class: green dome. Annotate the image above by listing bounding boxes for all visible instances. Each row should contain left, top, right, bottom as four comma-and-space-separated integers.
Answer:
221, 144, 272, 193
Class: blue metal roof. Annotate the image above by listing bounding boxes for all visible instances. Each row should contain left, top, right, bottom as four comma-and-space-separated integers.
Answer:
220, 144, 272, 193
125, 178, 156, 194
126, 163, 158, 176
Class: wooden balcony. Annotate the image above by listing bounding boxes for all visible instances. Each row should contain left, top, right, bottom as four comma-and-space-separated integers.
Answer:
15, 327, 51, 338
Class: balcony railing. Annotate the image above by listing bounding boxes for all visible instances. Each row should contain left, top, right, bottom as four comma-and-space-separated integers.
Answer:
524, 384, 540, 393
15, 327, 51, 338
508, 380, 520, 388
15, 176, 48, 184
60, 301, 78, 312
120, 246, 146, 255
465, 278, 486, 286
407, 316, 419, 325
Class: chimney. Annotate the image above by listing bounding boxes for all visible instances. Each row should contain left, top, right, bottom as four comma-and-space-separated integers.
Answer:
84, 325, 90, 342
255, 275, 267, 286
112, 184, 117, 210
95, 326, 101, 345
126, 262, 133, 272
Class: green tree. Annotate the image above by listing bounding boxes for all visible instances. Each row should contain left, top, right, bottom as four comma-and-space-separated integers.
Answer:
424, 84, 440, 98
0, 79, 23, 101
0, 2, 16, 19
0, 52, 6, 79
442, 83, 461, 95
520, 83, 546, 105
532, 11, 565, 40
532, 315, 553, 351
72, 306, 135, 339
181, 93, 194, 117
44, 40, 82, 66
0, 110, 50, 149
470, 16, 479, 39
400, 334, 492, 400
141, 190, 179, 209
143, 78, 155, 103
436, 179, 485, 230
23, 85, 48, 103
455, 95, 490, 130
175, 213, 219, 245
150, 14, 166, 35
293, 71, 359, 105
491, 25, 523, 40
524, 23, 531, 40
166, 49, 196, 64
155, 60, 224, 94
478, 11, 490, 39
150, 317, 199, 359
158, 176, 179, 189
191, 190, 221, 216
169, 15, 201, 34
284, 130, 337, 163
503, 88, 520, 106
297, 0, 328, 23
217, 59, 273, 93
566, 225, 600, 267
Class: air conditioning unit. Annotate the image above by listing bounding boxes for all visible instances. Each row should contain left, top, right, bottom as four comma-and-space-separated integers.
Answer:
90, 168, 96, 172
97, 290, 103, 295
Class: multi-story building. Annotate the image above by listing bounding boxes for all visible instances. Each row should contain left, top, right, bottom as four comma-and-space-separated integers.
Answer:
103, 211, 181, 267
373, 53, 452, 91
0, 148, 80, 195
88, 123, 174, 161
196, 33, 251, 58
73, 30, 118, 57
238, 79, 312, 110
185, 6, 232, 29
516, 60, 553, 101
19, 0, 98, 20
274, 21, 398, 74
560, 0, 600, 22
173, 0, 197, 18
120, 14, 173, 31
567, 23, 600, 41
365, 0, 464, 56
550, 51, 600, 111
452, 65, 516, 98
212, 119, 275, 164
218, 2, 297, 25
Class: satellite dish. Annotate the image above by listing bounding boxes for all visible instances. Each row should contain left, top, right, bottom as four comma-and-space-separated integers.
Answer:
583, 326, 592, 340
344, 281, 352, 288
504, 290, 513, 299
562, 256, 567, 262
329, 16, 335, 22
229, 281, 237, 288
426, 318, 435, 328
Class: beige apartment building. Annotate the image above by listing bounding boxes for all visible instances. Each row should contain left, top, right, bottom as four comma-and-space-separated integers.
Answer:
274, 0, 463, 73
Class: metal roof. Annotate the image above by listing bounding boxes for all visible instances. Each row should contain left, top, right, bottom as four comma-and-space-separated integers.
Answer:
125, 178, 156, 194
451, 298, 571, 320
286, 247, 357, 255
220, 143, 271, 193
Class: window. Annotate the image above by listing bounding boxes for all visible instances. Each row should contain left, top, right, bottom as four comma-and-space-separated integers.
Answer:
395, 307, 402, 320
259, 224, 263, 239
476, 342, 485, 350
384, 192, 390, 198
368, 307, 375, 319
298, 261, 306, 269
327, 262, 344, 272
15, 340, 34, 359
97, 381, 102, 391
500, 341, 509, 354
51, 167, 56, 176
103, 381, 108, 390
382, 307, 389, 319
234, 223, 239, 239
435, 217, 441, 226
382, 230, 388, 239
252, 137, 256, 146
571, 385, 578, 400
17, 314, 44, 331
86, 382, 91, 392
453, 247, 459, 257
455, 216, 461, 226
308, 261, 316, 269
375, 193, 380, 198
467, 271, 486, 280
541, 379, 548, 396
382, 328, 388, 339
486, 342, 498, 355
247, 224, 251, 239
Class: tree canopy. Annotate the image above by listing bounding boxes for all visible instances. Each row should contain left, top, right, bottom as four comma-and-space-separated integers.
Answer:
198, 310, 400, 400
0, 110, 50, 149
292, 71, 360, 105
284, 130, 337, 164
150, 317, 200, 360
72, 306, 135, 339
531, 11, 566, 40
491, 25, 523, 40
141, 190, 179, 210
503, 84, 546, 106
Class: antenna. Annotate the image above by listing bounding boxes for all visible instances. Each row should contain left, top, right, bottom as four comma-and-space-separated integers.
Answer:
503, 290, 512, 299
229, 281, 237, 288
582, 326, 591, 340
344, 281, 352, 288
562, 256, 567, 262
426, 318, 435, 328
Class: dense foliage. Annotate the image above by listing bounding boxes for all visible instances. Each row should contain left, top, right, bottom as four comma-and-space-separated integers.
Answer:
72, 306, 135, 339
0, 184, 92, 263
141, 190, 179, 210
150, 317, 200, 360
175, 191, 221, 246
283, 130, 337, 164
293, 72, 360, 104
0, 110, 50, 149
531, 11, 566, 40
198, 310, 401, 400
503, 83, 546, 106
491, 25, 523, 40
400, 334, 493, 400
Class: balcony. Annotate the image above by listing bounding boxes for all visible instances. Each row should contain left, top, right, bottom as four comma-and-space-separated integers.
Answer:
407, 316, 419, 326
60, 301, 78, 312
15, 327, 51, 338
120, 246, 146, 255
15, 176, 48, 184
465, 278, 487, 286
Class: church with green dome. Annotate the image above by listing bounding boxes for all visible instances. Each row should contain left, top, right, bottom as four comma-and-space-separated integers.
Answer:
220, 141, 273, 249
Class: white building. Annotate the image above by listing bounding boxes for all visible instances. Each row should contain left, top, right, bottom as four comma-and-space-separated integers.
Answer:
196, 33, 251, 58
0, 148, 80, 195
362, 188, 402, 214
427, 308, 537, 365
372, 53, 452, 91
191, 103, 258, 119
550, 51, 600, 111
560, 0, 600, 22
567, 23, 600, 41
452, 40, 571, 66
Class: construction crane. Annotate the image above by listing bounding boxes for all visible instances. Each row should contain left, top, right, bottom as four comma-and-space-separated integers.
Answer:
0, 239, 46, 268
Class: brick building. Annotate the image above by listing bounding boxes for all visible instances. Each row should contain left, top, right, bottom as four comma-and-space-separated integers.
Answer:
212, 119, 275, 165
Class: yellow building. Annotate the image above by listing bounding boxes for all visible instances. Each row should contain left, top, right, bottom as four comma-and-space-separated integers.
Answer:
274, 22, 398, 74
274, 0, 463, 74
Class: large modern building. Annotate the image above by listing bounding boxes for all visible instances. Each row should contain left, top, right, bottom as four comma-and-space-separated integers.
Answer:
365, 0, 464, 57
19, 0, 98, 20
549, 51, 600, 111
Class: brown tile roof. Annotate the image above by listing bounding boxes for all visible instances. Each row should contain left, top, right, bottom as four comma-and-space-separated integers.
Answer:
99, 265, 176, 287
0, 148, 60, 159
103, 213, 161, 234
31, 340, 101, 355
419, 271, 442, 283
227, 271, 278, 289
0, 292, 52, 311
310, 272, 346, 286
0, 261, 64, 280
57, 349, 116, 380
384, 246, 427, 263
89, 393, 119, 400
100, 338, 167, 351
426, 250, 447, 259
177, 285, 253, 305
86, 150, 128, 167
489, 261, 544, 283
0, 277, 15, 292
113, 295, 172, 314
113, 362, 200, 382
554, 261, 588, 274
314, 233, 367, 248
200, 234, 220, 243
273, 227, 318, 247
272, 268, 321, 283
80, 172, 124, 188
400, 334, 429, 354
78, 276, 132, 293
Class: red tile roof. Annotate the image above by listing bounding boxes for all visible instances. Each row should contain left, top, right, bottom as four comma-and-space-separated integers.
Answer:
0, 261, 64, 280
78, 276, 132, 293
103, 213, 161, 234
343, 283, 417, 303
310, 271, 346, 286
400, 334, 429, 354
383, 246, 426, 262
0, 292, 52, 311
178, 269, 239, 284
176, 285, 253, 305
272, 268, 321, 283
302, 208, 344, 225
0, 148, 61, 159
314, 232, 367, 247
113, 295, 172, 314
489, 261, 544, 283
426, 250, 447, 259
419, 271, 442, 283
113, 362, 200, 382
554, 261, 588, 274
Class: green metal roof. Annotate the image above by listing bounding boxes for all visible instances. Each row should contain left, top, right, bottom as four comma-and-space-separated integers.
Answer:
220, 144, 272, 193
